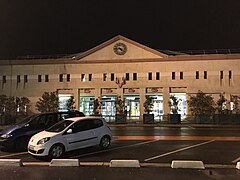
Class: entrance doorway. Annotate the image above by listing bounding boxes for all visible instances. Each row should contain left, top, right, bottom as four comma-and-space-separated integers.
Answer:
170, 93, 187, 119
101, 95, 117, 122
58, 94, 73, 112
124, 95, 140, 121
79, 96, 95, 115
148, 95, 163, 121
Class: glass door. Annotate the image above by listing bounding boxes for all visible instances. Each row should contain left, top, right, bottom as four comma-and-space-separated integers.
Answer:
124, 95, 140, 121
101, 95, 116, 122
79, 96, 95, 115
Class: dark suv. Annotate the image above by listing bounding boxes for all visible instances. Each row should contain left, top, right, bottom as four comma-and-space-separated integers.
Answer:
0, 111, 84, 151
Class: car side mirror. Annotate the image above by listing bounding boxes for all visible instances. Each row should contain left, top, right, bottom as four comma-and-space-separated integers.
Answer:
66, 129, 73, 134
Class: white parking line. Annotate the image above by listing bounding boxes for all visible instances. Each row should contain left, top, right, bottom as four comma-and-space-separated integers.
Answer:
232, 157, 240, 163
73, 140, 160, 158
144, 140, 215, 162
0, 152, 28, 158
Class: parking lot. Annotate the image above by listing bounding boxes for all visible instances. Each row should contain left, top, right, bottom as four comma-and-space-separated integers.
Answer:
0, 126, 240, 166
0, 126, 240, 179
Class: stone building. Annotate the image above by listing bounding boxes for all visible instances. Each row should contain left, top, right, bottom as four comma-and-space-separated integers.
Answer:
0, 35, 240, 122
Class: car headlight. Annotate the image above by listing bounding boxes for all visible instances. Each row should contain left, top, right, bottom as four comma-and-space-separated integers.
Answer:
37, 137, 51, 145
1, 134, 12, 139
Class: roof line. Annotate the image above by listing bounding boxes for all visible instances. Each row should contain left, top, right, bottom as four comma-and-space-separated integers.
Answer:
73, 35, 168, 60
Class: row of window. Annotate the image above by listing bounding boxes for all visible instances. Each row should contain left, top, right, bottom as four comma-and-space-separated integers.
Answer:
0, 71, 233, 83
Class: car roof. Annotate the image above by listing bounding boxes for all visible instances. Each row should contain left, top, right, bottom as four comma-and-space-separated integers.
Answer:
66, 116, 103, 122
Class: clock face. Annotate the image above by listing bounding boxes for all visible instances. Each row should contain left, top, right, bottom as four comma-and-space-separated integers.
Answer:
113, 42, 127, 55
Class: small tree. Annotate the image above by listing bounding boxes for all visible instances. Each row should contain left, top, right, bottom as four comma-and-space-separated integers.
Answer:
188, 90, 215, 116
5, 96, 16, 116
231, 95, 240, 114
93, 97, 101, 115
216, 94, 227, 114
169, 95, 181, 114
144, 95, 154, 114
0, 95, 8, 115
115, 95, 124, 114
36, 91, 59, 113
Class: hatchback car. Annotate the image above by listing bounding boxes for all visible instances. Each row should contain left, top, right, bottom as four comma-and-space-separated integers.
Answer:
28, 117, 112, 159
0, 111, 84, 151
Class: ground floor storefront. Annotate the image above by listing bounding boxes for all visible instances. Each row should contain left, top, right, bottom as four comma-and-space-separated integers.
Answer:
57, 87, 187, 122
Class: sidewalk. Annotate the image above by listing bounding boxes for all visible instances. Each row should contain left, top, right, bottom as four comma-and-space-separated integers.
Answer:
108, 122, 240, 128
1, 122, 240, 132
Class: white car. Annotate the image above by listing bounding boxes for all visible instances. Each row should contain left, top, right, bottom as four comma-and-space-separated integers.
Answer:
28, 116, 112, 158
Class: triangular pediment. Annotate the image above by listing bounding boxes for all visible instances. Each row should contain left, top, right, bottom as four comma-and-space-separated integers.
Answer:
75, 35, 168, 61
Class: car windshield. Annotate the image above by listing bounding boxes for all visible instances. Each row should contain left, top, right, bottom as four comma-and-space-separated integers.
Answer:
45, 120, 74, 132
17, 114, 38, 125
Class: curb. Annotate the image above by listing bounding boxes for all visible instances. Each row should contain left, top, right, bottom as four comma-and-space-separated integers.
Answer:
0, 159, 240, 169
50, 159, 80, 167
110, 160, 140, 168
171, 160, 205, 169
0, 159, 23, 167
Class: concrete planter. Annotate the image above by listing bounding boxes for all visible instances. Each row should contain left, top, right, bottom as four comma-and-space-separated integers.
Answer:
143, 114, 154, 124
168, 114, 181, 124
115, 114, 127, 124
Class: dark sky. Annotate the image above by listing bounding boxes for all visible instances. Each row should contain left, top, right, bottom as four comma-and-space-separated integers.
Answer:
0, 0, 240, 59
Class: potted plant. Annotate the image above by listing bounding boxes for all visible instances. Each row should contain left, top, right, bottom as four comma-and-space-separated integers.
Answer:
115, 95, 126, 123
168, 95, 181, 124
187, 90, 215, 124
143, 95, 154, 124
214, 94, 228, 123
93, 97, 101, 116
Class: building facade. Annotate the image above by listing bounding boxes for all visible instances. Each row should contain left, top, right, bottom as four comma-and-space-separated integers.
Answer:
0, 35, 240, 122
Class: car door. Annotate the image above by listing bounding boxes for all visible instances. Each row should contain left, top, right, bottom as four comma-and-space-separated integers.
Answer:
63, 120, 97, 151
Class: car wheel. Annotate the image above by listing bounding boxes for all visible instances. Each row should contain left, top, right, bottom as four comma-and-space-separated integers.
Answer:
49, 144, 65, 158
15, 136, 29, 152
99, 136, 111, 149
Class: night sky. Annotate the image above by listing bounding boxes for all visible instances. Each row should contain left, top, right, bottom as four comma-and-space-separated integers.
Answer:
0, 0, 240, 59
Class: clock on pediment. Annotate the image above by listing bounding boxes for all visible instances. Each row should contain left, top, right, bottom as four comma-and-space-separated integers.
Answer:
113, 42, 127, 55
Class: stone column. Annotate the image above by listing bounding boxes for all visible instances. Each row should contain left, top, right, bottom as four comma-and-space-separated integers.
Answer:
163, 87, 170, 118
139, 88, 146, 122
73, 88, 79, 111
